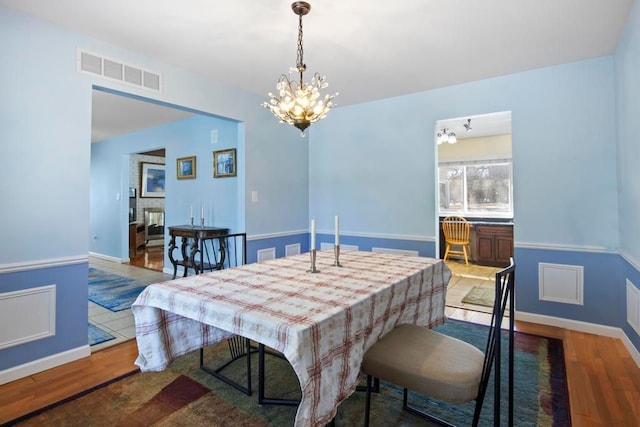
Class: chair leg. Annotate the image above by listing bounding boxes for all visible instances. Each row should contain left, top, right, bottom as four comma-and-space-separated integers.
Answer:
402, 388, 457, 427
444, 244, 451, 261
462, 245, 469, 265
364, 374, 372, 427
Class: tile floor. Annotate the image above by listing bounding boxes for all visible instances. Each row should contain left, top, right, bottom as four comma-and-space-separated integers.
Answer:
443, 259, 501, 319
88, 256, 171, 352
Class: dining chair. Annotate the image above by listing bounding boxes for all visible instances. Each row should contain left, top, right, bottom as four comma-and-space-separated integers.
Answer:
361, 258, 515, 426
199, 233, 256, 396
442, 215, 472, 265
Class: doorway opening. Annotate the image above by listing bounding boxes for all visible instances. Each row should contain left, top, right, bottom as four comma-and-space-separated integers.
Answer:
434, 111, 513, 316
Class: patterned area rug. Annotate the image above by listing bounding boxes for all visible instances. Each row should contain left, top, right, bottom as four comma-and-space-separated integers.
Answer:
10, 320, 570, 426
88, 323, 115, 346
88, 268, 148, 312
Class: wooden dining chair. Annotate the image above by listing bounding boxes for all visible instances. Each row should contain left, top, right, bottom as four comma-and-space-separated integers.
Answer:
442, 215, 471, 265
361, 258, 515, 426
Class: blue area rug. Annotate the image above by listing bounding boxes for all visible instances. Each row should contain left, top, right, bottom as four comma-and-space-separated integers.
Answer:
88, 268, 147, 312
88, 323, 115, 346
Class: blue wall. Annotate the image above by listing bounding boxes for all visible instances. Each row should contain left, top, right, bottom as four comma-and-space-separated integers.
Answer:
0, 6, 307, 373
90, 112, 241, 267
615, 1, 640, 263
614, 0, 640, 351
0, 263, 88, 370
1, 2, 639, 377
308, 53, 636, 348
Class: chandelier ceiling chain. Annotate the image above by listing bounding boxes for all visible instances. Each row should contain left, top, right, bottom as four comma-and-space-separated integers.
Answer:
262, 2, 338, 136
295, 10, 306, 77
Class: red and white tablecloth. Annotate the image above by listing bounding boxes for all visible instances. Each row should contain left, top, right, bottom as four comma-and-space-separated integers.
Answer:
132, 250, 451, 427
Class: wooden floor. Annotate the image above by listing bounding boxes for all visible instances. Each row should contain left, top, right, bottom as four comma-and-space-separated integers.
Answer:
128, 244, 164, 271
2, 257, 639, 425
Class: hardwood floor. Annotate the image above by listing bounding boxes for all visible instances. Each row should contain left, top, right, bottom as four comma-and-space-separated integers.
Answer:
1, 259, 639, 425
128, 244, 164, 272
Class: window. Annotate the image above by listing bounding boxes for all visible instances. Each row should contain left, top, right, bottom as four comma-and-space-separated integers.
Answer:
439, 160, 513, 218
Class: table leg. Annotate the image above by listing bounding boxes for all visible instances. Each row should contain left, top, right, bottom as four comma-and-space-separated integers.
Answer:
180, 237, 189, 277
168, 233, 178, 279
189, 237, 201, 274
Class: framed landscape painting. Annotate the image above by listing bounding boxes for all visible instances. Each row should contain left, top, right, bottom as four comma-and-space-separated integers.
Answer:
177, 156, 196, 180
213, 148, 237, 178
140, 162, 165, 198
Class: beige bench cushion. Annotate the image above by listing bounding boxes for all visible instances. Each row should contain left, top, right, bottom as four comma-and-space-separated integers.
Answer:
362, 324, 485, 403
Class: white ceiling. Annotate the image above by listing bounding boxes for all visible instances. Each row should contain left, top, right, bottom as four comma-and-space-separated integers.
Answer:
91, 91, 194, 142
4, 0, 634, 141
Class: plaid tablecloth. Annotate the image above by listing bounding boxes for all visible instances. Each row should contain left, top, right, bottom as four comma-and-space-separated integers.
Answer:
132, 250, 451, 427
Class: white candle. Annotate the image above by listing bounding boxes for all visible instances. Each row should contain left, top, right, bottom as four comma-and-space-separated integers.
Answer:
311, 219, 316, 251
190, 204, 193, 219
201, 204, 204, 220
334, 215, 339, 245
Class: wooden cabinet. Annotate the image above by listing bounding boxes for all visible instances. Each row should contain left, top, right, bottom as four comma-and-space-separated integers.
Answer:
475, 224, 513, 267
129, 223, 146, 254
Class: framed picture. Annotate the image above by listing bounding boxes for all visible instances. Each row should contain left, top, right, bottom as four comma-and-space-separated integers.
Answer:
177, 156, 196, 180
213, 148, 237, 178
140, 162, 165, 198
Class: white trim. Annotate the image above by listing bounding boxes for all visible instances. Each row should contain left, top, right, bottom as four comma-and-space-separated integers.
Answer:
248, 229, 435, 243
620, 250, 640, 271
0, 255, 88, 274
0, 285, 56, 350
0, 345, 91, 386
538, 263, 584, 305
88, 251, 127, 263
516, 311, 640, 368
515, 241, 616, 254
257, 248, 276, 263
247, 230, 307, 241
372, 247, 420, 257
338, 231, 435, 242
285, 243, 301, 257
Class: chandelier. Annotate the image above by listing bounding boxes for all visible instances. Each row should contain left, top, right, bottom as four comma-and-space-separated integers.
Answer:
262, 2, 338, 136
437, 128, 457, 145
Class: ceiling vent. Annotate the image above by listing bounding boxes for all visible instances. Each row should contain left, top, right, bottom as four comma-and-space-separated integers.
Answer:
77, 49, 162, 92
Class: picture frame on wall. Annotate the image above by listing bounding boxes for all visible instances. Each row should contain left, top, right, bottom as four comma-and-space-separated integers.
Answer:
177, 156, 196, 180
140, 162, 165, 198
213, 148, 237, 178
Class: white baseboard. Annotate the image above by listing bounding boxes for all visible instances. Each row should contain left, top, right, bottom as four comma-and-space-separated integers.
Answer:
516, 311, 640, 368
88, 251, 127, 263
0, 345, 91, 386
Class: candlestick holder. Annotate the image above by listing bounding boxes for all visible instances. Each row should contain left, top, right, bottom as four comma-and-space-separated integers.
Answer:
308, 249, 320, 273
200, 217, 205, 229
190, 217, 194, 228
333, 244, 343, 267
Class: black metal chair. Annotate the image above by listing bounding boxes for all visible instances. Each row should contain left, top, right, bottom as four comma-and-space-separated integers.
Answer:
361, 258, 515, 426
198, 233, 256, 395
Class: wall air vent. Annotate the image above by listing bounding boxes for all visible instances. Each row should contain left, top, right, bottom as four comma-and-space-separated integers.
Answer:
77, 49, 162, 93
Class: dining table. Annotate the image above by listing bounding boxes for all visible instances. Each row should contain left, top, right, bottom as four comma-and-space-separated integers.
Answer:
132, 249, 451, 427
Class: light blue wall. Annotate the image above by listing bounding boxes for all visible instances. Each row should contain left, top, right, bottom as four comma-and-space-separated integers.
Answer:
0, 6, 308, 371
90, 112, 240, 264
615, 1, 640, 264
311, 57, 619, 249
1, 3, 639, 374
614, 0, 640, 351
309, 56, 634, 342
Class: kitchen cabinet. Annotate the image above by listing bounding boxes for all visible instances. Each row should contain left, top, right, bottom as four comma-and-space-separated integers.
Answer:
475, 224, 513, 267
